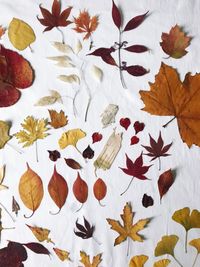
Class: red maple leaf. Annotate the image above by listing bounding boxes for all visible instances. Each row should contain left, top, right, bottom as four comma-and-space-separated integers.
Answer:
119, 153, 151, 195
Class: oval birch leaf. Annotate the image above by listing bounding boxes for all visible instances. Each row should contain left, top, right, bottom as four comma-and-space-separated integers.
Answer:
74, 39, 82, 54
48, 165, 68, 214
93, 178, 107, 203
73, 172, 88, 204
52, 41, 73, 53
53, 248, 71, 261
129, 255, 149, 267
19, 163, 44, 218
58, 74, 80, 84
91, 65, 103, 82
8, 18, 36, 50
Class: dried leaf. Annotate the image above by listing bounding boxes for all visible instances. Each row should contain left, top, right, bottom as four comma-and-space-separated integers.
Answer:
94, 130, 122, 171
101, 104, 119, 128
59, 128, 86, 149
124, 65, 149, 76
142, 194, 154, 208
93, 178, 107, 205
8, 18, 36, 50
0, 82, 20, 107
52, 41, 73, 53
134, 121, 145, 134
53, 247, 71, 261
58, 74, 80, 84
26, 225, 54, 244
91, 65, 103, 82
189, 238, 200, 253
0, 26, 6, 39
19, 164, 44, 218
34, 90, 62, 106
64, 158, 82, 170
124, 12, 148, 32
155, 235, 179, 257
153, 259, 171, 267
15, 116, 48, 147
160, 25, 191, 59
74, 217, 94, 239
158, 169, 174, 201
0, 121, 11, 149
89, 47, 117, 66
48, 109, 68, 129
92, 132, 103, 144
23, 242, 50, 255
130, 136, 139, 145
12, 196, 20, 216
80, 251, 102, 267
73, 172, 88, 204
47, 55, 74, 68
82, 145, 94, 159
107, 202, 150, 246
120, 118, 131, 130
112, 0, 122, 29
48, 150, 61, 161
73, 10, 99, 40
124, 45, 148, 53
140, 62, 200, 147
129, 255, 149, 267
74, 39, 82, 54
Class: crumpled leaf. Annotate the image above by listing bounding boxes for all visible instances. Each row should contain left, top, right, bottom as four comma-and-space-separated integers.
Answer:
153, 259, 171, 267
8, 18, 36, 50
34, 90, 62, 106
26, 225, 54, 244
129, 255, 149, 267
47, 55, 74, 67
79, 251, 102, 267
0, 165, 8, 190
52, 41, 73, 53
53, 247, 71, 261
48, 109, 68, 129
140, 62, 200, 147
107, 202, 150, 246
58, 74, 80, 84
74, 217, 94, 239
58, 128, 86, 149
0, 121, 11, 149
158, 169, 174, 201
91, 65, 103, 82
155, 235, 179, 257
160, 25, 191, 59
15, 116, 48, 147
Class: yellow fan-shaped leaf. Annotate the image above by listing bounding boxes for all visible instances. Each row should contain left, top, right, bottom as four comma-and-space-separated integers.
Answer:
154, 259, 171, 267
53, 248, 71, 261
129, 255, 149, 267
59, 129, 86, 149
155, 235, 179, 257
8, 18, 36, 50
189, 238, 200, 254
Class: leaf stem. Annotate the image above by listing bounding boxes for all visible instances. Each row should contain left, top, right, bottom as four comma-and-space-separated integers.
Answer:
118, 31, 127, 89
158, 157, 161, 171
49, 208, 61, 215
172, 255, 183, 267
75, 203, 84, 212
185, 231, 188, 253
0, 202, 15, 222
98, 200, 106, 207
120, 177, 134, 196
56, 27, 65, 44
84, 96, 92, 122
6, 142, 23, 154
127, 238, 130, 256
35, 141, 39, 162
192, 252, 199, 267
162, 116, 176, 128
24, 210, 35, 219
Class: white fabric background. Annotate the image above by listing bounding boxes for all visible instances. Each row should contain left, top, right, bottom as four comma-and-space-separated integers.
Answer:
0, 0, 200, 266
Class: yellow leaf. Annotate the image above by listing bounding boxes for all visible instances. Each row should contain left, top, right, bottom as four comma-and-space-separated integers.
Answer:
189, 238, 200, 253
27, 224, 54, 244
19, 164, 44, 218
155, 235, 179, 257
153, 259, 171, 267
80, 251, 102, 267
0, 120, 11, 149
48, 110, 68, 129
129, 255, 149, 267
91, 65, 103, 82
8, 18, 36, 50
53, 247, 71, 261
59, 129, 86, 149
107, 202, 150, 246
15, 116, 48, 147
0, 165, 8, 190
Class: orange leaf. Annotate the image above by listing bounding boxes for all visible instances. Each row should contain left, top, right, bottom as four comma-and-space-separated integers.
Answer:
48, 165, 68, 214
26, 224, 54, 244
19, 164, 44, 218
93, 178, 107, 205
48, 109, 68, 129
140, 62, 200, 147
160, 25, 191, 59
73, 172, 88, 204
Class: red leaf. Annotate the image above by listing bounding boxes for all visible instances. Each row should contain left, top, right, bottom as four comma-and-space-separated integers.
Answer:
124, 45, 148, 53
125, 65, 148, 76
119, 117, 131, 130
130, 136, 139, 145
73, 172, 88, 204
112, 0, 122, 29
142, 193, 154, 208
52, 0, 61, 17
23, 242, 50, 255
64, 158, 82, 170
92, 132, 103, 143
93, 178, 107, 201
134, 121, 145, 134
88, 47, 117, 66
158, 169, 174, 201
101, 54, 117, 66
123, 11, 148, 31
0, 82, 20, 107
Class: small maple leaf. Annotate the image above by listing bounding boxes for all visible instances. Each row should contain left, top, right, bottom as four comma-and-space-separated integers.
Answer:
107, 203, 150, 255
142, 132, 172, 170
160, 25, 191, 59
74, 217, 95, 240
37, 0, 72, 42
48, 109, 68, 129
119, 153, 151, 195
73, 10, 99, 40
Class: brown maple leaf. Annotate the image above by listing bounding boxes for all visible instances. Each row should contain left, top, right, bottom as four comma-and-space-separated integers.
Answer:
140, 62, 200, 147
73, 10, 99, 40
160, 25, 191, 59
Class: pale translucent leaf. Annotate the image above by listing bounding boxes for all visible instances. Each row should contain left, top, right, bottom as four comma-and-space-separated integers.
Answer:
50, 90, 63, 104
91, 65, 103, 82
58, 74, 80, 84
74, 39, 82, 54
34, 96, 57, 106
52, 41, 73, 54
47, 56, 74, 68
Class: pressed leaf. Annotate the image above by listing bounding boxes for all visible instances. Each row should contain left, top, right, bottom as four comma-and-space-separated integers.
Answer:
48, 109, 68, 129
155, 235, 179, 257
80, 251, 102, 267
82, 145, 94, 159
73, 172, 88, 204
64, 158, 82, 170
74, 217, 95, 239
58, 74, 80, 84
26, 225, 54, 244
47, 55, 74, 67
53, 247, 71, 261
8, 18, 36, 50
92, 132, 103, 144
23, 242, 50, 255
58, 128, 86, 149
19, 164, 44, 218
0, 82, 20, 107
48, 150, 61, 161
112, 0, 121, 29
130, 136, 139, 145
142, 194, 154, 208
48, 165, 68, 214
0, 121, 11, 149
124, 45, 148, 53
93, 178, 107, 204
52, 41, 73, 53
120, 118, 131, 130
91, 65, 103, 82
101, 104, 119, 128
129, 255, 149, 267
34, 90, 62, 106
158, 169, 174, 201
88, 47, 117, 66
140, 62, 200, 147
160, 25, 191, 59
134, 121, 145, 134
12, 196, 20, 216
124, 12, 148, 32
125, 65, 148, 76
74, 39, 83, 54
189, 238, 200, 253
153, 259, 171, 267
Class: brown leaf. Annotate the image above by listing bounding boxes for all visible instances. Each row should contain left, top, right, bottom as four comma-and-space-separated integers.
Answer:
48, 150, 61, 162
112, 0, 121, 29
124, 45, 148, 53
93, 178, 107, 205
73, 172, 88, 206
12, 196, 20, 216
158, 169, 174, 201
142, 194, 154, 208
48, 109, 68, 129
53, 247, 71, 261
160, 25, 191, 59
64, 158, 82, 170
23, 242, 50, 255
82, 145, 94, 159
48, 165, 68, 214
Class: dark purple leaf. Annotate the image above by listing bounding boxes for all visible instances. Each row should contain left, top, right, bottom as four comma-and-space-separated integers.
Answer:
82, 145, 94, 159
88, 47, 115, 57
101, 54, 117, 66
125, 65, 149, 76
23, 243, 50, 255
112, 0, 122, 29
74, 217, 94, 239
123, 11, 149, 31
124, 45, 148, 53
134, 121, 145, 134
48, 150, 61, 161
142, 194, 154, 208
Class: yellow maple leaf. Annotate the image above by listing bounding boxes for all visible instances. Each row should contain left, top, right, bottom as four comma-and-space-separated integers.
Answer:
0, 121, 11, 149
80, 251, 102, 267
58, 128, 86, 149
26, 224, 54, 244
129, 255, 149, 267
48, 109, 68, 129
53, 247, 71, 261
15, 116, 48, 147
107, 202, 150, 247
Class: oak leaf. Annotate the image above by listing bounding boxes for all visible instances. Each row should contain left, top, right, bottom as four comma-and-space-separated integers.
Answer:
140, 62, 200, 147
79, 251, 102, 267
107, 202, 150, 246
160, 25, 191, 59
48, 109, 68, 129
26, 225, 54, 244
129, 255, 149, 267
73, 10, 99, 40
53, 247, 71, 261
0, 121, 11, 149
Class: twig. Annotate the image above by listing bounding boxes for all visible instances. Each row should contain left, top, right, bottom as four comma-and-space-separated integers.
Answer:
0, 202, 15, 222
118, 31, 127, 89
120, 177, 134, 196
35, 141, 39, 162
162, 116, 176, 128
173, 255, 183, 267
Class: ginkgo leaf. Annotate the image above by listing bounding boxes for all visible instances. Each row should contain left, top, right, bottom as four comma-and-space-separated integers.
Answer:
153, 259, 171, 267
74, 39, 83, 54
48, 109, 68, 129
107, 202, 150, 247
35, 90, 62, 106
47, 56, 74, 67
15, 116, 48, 147
91, 65, 103, 82
52, 41, 73, 53
79, 251, 102, 267
155, 235, 179, 257
58, 129, 86, 149
26, 225, 54, 244
0, 121, 11, 149
53, 247, 71, 261
0, 165, 8, 190
189, 238, 200, 253
140, 62, 200, 147
8, 18, 36, 50
58, 74, 80, 84
129, 255, 149, 267
160, 25, 191, 59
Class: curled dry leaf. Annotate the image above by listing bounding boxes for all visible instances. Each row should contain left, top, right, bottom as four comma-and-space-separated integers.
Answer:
158, 169, 174, 202
47, 55, 74, 68
26, 225, 54, 244
93, 178, 107, 206
59, 128, 86, 149
58, 74, 80, 84
101, 104, 119, 128
82, 145, 94, 159
129, 255, 149, 267
34, 90, 62, 106
91, 65, 103, 82
19, 163, 44, 218
79, 251, 102, 267
48, 150, 61, 162
48, 109, 68, 129
0, 121, 11, 149
12, 196, 20, 216
52, 41, 73, 53
53, 247, 71, 261
73, 172, 88, 209
48, 165, 68, 214
64, 158, 82, 170
8, 18, 36, 50
0, 165, 8, 191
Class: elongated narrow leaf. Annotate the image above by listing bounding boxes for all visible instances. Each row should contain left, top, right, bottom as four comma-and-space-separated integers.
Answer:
124, 45, 148, 53
23, 242, 50, 255
125, 65, 148, 76
124, 12, 148, 32
112, 0, 122, 29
